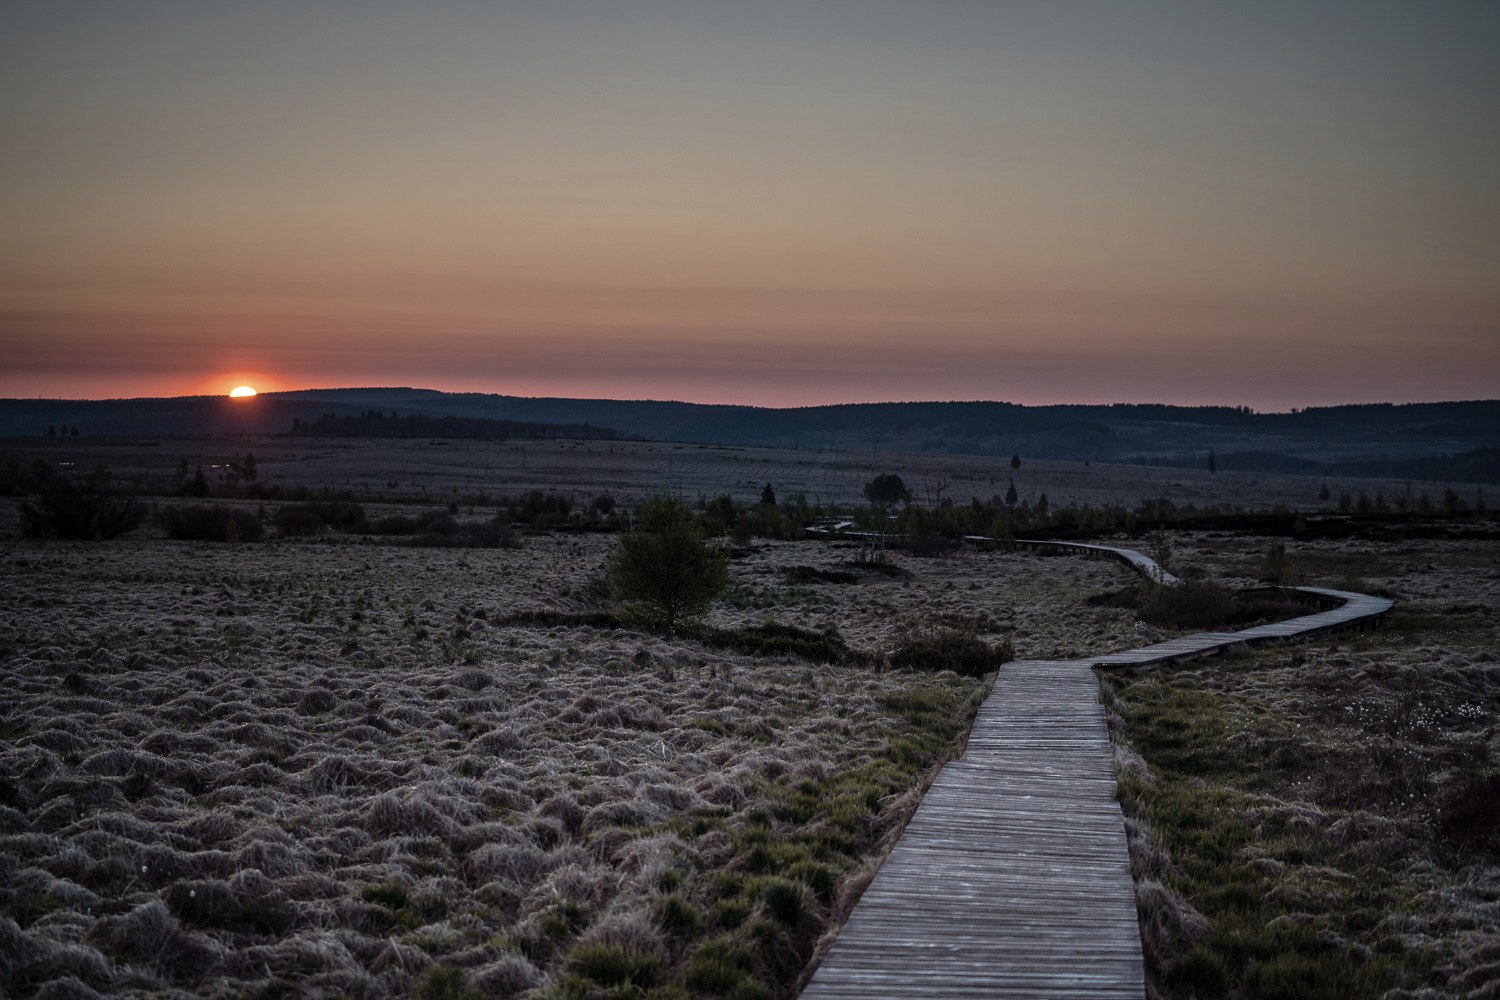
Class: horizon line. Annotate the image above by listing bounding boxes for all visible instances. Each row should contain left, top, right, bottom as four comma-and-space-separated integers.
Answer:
4, 386, 1499, 415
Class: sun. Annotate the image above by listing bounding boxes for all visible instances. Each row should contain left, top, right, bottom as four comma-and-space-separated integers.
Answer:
228, 385, 258, 398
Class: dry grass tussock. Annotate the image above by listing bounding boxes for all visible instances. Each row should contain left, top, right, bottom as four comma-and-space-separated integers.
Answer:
0, 527, 1138, 997
1104, 533, 1500, 998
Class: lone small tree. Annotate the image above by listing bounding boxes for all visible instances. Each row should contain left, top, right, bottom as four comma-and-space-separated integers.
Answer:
609, 497, 728, 631
1010, 453, 1021, 471
863, 474, 911, 508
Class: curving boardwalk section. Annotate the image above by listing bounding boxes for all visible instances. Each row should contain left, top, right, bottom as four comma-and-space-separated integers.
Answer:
801, 539, 1392, 999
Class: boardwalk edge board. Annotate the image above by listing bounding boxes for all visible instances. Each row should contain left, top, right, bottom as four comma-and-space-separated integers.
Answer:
801, 538, 1393, 998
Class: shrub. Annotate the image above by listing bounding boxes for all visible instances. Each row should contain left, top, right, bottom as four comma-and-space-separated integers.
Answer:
19, 466, 144, 540
159, 505, 265, 542
273, 510, 326, 537
863, 474, 911, 507
610, 497, 728, 630
504, 490, 572, 528
904, 533, 959, 558
1438, 772, 1500, 856
276, 501, 367, 533
698, 622, 863, 665
1258, 541, 1298, 584
889, 622, 1010, 676
1137, 580, 1235, 629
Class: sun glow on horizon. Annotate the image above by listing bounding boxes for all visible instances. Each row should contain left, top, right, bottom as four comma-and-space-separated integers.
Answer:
228, 385, 258, 398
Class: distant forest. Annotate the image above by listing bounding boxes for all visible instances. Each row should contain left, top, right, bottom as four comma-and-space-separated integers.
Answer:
1134, 447, 1500, 484
3, 391, 1496, 478
288, 411, 623, 441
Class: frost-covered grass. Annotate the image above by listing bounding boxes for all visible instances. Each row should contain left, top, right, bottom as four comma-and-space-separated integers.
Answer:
0, 528, 1141, 998
1104, 534, 1500, 999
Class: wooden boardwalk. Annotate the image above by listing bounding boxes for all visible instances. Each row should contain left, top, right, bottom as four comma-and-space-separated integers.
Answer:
801, 539, 1392, 998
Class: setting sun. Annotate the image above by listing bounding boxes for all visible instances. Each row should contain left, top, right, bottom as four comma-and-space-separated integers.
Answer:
228, 385, 257, 398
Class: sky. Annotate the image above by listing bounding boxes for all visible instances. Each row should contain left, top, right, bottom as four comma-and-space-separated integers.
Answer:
2, 1, 1497, 409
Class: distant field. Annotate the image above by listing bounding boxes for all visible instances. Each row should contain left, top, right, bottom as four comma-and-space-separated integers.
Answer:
4, 434, 1490, 512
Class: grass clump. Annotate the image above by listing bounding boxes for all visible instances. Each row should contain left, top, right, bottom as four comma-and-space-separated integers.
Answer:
414, 966, 485, 1000
683, 938, 772, 999
551, 942, 676, 999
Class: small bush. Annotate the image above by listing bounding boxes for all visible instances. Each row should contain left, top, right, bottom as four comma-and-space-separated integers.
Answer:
1258, 541, 1299, 584
610, 497, 729, 630
159, 505, 265, 542
277, 500, 367, 532
780, 566, 858, 585
273, 510, 326, 537
698, 622, 864, 665
890, 622, 1010, 676
20, 466, 144, 540
903, 533, 959, 558
1438, 772, 1500, 856
1137, 580, 1235, 629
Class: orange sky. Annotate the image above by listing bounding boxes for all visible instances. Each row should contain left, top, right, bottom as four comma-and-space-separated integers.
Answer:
2, 3, 1497, 408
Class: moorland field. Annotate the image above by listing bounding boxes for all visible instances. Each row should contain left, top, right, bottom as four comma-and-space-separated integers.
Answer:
1, 436, 1497, 999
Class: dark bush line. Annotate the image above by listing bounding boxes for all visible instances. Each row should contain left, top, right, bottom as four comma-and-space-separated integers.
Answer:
490, 610, 623, 630
19, 468, 145, 540
158, 505, 264, 543
1096, 581, 1315, 631
780, 565, 859, 585
696, 622, 873, 666
889, 624, 1013, 677
488, 611, 1003, 676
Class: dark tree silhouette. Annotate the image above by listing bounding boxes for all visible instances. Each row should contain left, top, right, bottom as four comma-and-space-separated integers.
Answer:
1010, 453, 1021, 470
863, 474, 912, 508
760, 482, 776, 506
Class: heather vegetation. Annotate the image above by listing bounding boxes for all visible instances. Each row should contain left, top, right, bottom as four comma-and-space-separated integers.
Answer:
1104, 535, 1500, 998
0, 519, 1131, 998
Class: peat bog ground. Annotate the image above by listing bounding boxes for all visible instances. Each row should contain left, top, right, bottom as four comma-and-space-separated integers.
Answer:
1104, 533, 1500, 999
1, 525, 1136, 999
